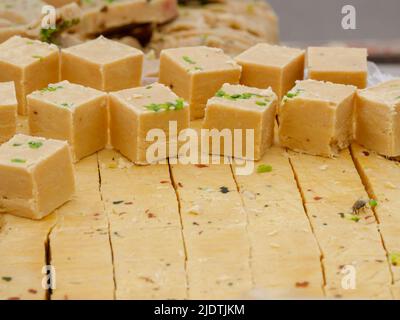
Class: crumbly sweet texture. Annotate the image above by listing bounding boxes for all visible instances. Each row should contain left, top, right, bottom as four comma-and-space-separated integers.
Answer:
79, 0, 178, 35
203, 83, 277, 160
27, 81, 108, 162
0, 82, 17, 144
0, 134, 75, 220
356, 79, 400, 157
109, 83, 190, 164
159, 46, 242, 119
0, 36, 60, 115
235, 43, 305, 100
308, 47, 368, 89
278, 80, 357, 157
62, 36, 144, 92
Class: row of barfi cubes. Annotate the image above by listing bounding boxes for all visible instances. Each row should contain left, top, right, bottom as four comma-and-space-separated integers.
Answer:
1, 75, 399, 222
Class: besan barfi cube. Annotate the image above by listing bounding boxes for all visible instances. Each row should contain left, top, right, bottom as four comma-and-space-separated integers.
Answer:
109, 83, 190, 164
159, 46, 242, 120
0, 134, 75, 220
356, 79, 400, 157
62, 36, 144, 92
203, 83, 277, 160
27, 81, 108, 162
78, 0, 178, 35
235, 43, 305, 100
278, 80, 356, 157
307, 47, 368, 89
0, 36, 60, 115
0, 82, 17, 144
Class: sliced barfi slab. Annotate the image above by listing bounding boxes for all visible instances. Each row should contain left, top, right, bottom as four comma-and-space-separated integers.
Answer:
98, 150, 187, 299
187, 258, 252, 300
0, 36, 60, 115
28, 81, 108, 162
203, 84, 277, 160
326, 286, 393, 300
351, 144, 400, 284
109, 83, 190, 164
324, 256, 392, 288
79, 0, 178, 35
170, 161, 246, 228
0, 82, 17, 143
235, 43, 305, 100
355, 79, 400, 157
50, 229, 115, 300
160, 46, 242, 119
279, 80, 356, 157
0, 214, 55, 300
288, 150, 367, 205
49, 155, 114, 300
62, 36, 144, 92
308, 47, 368, 89
0, 134, 75, 220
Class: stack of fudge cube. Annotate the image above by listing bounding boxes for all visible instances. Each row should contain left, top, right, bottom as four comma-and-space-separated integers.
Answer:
1, 33, 399, 220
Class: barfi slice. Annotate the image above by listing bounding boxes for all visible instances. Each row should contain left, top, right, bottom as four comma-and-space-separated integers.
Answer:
0, 36, 60, 115
109, 83, 190, 164
62, 36, 144, 92
79, 0, 178, 35
0, 82, 17, 144
203, 83, 277, 160
356, 79, 400, 157
278, 80, 356, 157
0, 134, 75, 220
27, 81, 108, 162
307, 47, 368, 89
235, 43, 305, 100
160, 46, 242, 120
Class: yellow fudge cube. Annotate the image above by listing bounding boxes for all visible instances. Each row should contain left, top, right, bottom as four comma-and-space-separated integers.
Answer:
79, 0, 178, 35
235, 43, 305, 100
278, 80, 356, 157
307, 47, 368, 89
27, 81, 108, 162
109, 83, 190, 164
356, 79, 400, 157
0, 134, 75, 220
0, 36, 60, 115
202, 83, 277, 160
159, 46, 242, 120
62, 36, 144, 92
0, 82, 17, 144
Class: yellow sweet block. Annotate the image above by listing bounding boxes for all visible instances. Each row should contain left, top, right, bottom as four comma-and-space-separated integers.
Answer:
159, 46, 242, 119
235, 43, 305, 100
279, 80, 356, 157
79, 0, 178, 35
109, 83, 190, 164
62, 36, 144, 92
355, 79, 400, 157
0, 36, 60, 115
0, 82, 17, 144
307, 47, 368, 89
0, 134, 75, 220
203, 84, 277, 160
27, 81, 108, 162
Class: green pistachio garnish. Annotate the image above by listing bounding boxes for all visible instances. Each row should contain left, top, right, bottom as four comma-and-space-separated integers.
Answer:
145, 99, 185, 112
40, 85, 63, 93
28, 141, 43, 149
1, 277, 12, 282
12, 143, 22, 147
11, 158, 26, 164
215, 90, 269, 102
389, 253, 400, 266
257, 164, 273, 173
182, 56, 196, 65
